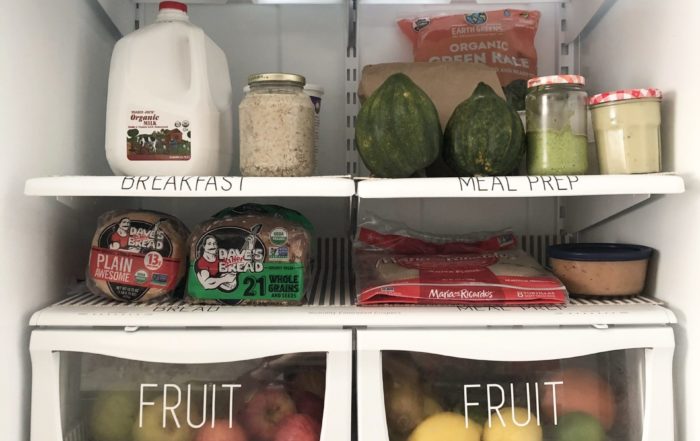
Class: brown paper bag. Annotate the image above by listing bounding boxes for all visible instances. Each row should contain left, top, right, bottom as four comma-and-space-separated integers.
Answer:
358, 62, 504, 128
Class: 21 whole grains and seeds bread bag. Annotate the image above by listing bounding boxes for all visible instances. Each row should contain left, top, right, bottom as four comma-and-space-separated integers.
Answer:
185, 204, 314, 305
354, 216, 568, 306
398, 9, 540, 111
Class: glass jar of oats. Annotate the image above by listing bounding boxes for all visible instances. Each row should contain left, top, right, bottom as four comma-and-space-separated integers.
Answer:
239, 73, 315, 176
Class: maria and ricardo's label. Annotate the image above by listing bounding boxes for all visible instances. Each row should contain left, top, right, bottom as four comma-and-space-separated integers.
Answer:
126, 109, 191, 161
187, 225, 304, 303
89, 217, 181, 301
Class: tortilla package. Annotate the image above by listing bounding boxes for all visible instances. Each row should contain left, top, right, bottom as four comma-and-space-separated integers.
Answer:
354, 217, 568, 306
398, 9, 540, 91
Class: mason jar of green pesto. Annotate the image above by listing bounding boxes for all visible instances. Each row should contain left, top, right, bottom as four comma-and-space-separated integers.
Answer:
526, 75, 589, 175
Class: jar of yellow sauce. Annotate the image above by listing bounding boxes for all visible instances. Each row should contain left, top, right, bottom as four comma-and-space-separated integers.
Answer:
589, 88, 662, 174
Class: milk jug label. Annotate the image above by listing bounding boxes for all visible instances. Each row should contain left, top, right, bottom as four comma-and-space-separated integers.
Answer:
126, 110, 192, 160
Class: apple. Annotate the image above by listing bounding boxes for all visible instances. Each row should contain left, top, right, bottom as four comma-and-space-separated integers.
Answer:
195, 419, 248, 441
385, 383, 424, 436
273, 414, 321, 441
290, 389, 324, 425
541, 368, 616, 430
241, 387, 296, 441
89, 390, 140, 441
289, 369, 326, 399
133, 394, 199, 441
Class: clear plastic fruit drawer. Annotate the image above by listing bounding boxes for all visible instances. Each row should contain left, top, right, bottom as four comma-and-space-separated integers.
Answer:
357, 327, 674, 441
30, 329, 352, 441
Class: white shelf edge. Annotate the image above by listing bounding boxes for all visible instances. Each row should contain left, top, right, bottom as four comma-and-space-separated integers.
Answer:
30, 292, 677, 329
24, 176, 356, 198
356, 174, 685, 199
25, 174, 685, 199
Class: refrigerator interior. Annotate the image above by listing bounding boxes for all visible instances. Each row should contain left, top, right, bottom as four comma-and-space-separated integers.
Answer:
2, 0, 699, 440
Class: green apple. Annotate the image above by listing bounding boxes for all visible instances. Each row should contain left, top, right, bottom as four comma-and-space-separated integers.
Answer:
554, 412, 606, 441
89, 390, 140, 441
133, 393, 199, 441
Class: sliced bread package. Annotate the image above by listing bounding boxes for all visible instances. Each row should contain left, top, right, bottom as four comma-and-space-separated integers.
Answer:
87, 210, 189, 302
186, 204, 313, 305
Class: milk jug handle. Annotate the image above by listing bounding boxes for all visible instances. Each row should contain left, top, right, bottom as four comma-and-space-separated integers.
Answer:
188, 28, 210, 96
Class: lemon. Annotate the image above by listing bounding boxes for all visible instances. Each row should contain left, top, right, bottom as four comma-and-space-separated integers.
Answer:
483, 407, 542, 441
408, 412, 482, 441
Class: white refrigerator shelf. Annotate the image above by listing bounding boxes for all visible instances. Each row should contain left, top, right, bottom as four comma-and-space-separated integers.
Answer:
30, 292, 675, 329
24, 174, 684, 199
356, 173, 685, 198
24, 175, 356, 198
31, 239, 676, 329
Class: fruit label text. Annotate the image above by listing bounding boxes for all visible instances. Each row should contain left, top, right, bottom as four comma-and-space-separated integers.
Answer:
138, 383, 242, 429
463, 381, 564, 428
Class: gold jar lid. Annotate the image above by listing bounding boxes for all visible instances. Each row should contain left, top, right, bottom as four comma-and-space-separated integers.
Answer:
248, 73, 306, 86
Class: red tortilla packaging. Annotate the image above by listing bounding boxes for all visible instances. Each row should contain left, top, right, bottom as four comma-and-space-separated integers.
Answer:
87, 210, 189, 302
398, 9, 540, 89
354, 217, 567, 306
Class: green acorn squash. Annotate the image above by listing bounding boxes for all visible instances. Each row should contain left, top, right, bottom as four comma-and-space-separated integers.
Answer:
355, 73, 441, 178
444, 82, 525, 176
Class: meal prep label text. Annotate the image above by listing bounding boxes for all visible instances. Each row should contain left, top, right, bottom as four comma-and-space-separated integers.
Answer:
458, 176, 580, 193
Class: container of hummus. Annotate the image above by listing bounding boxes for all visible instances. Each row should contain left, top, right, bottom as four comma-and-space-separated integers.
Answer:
589, 88, 662, 174
547, 243, 653, 297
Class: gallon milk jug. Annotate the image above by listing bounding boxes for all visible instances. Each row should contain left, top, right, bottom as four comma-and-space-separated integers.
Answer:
105, 1, 233, 176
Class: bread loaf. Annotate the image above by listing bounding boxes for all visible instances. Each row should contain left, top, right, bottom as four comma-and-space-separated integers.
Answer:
87, 210, 189, 302
186, 204, 313, 305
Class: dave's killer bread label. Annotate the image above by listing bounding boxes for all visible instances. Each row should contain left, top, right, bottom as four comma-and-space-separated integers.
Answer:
126, 109, 191, 161
88, 213, 187, 302
187, 224, 305, 304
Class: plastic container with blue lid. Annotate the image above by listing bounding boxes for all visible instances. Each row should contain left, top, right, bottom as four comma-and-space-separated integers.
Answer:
547, 243, 653, 297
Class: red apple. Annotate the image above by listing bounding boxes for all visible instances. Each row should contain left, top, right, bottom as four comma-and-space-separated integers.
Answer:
273, 414, 321, 441
195, 420, 247, 441
290, 390, 324, 425
241, 388, 296, 441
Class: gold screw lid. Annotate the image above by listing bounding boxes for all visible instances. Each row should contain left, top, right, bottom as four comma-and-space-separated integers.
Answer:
248, 73, 306, 86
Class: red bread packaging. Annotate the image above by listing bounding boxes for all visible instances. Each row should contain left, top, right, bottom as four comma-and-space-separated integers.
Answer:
87, 210, 189, 302
354, 217, 567, 306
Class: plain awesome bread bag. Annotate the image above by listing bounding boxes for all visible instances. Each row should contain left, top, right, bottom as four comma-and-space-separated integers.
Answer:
87, 210, 189, 302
